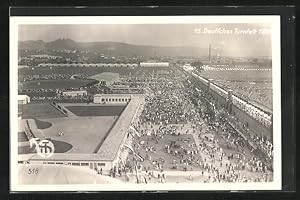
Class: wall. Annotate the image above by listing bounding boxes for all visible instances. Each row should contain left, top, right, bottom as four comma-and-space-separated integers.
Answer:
231, 105, 272, 140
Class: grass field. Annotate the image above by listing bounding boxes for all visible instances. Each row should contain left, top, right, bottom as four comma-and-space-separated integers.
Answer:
18, 145, 35, 154
20, 103, 66, 119
19, 67, 134, 77
21, 79, 96, 90
89, 72, 120, 82
18, 132, 28, 142
34, 119, 52, 129
52, 140, 73, 153
41, 116, 117, 153
66, 105, 125, 116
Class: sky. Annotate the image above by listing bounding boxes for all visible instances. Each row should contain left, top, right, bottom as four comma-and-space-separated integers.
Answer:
19, 23, 272, 57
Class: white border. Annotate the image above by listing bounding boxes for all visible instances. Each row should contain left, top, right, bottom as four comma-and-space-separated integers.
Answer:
10, 16, 281, 191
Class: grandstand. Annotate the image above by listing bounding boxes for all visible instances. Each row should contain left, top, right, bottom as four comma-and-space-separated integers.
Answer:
188, 69, 272, 140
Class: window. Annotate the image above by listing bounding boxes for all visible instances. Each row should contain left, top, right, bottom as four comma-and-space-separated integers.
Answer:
72, 163, 80, 166
80, 163, 89, 166
56, 162, 63, 164
98, 163, 105, 166
102, 98, 105, 102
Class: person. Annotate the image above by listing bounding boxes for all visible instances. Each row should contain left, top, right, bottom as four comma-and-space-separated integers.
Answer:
125, 169, 130, 182
162, 173, 166, 183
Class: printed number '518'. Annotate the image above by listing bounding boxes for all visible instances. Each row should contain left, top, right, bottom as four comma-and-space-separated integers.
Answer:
28, 168, 39, 174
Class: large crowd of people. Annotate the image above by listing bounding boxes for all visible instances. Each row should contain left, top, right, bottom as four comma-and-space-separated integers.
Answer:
115, 68, 273, 184
192, 70, 272, 129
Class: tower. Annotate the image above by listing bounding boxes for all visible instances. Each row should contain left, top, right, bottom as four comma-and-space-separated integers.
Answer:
209, 44, 211, 62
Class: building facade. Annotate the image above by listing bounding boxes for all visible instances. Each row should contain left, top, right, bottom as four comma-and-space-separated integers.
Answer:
18, 95, 30, 104
62, 90, 87, 97
140, 62, 170, 68
93, 94, 132, 104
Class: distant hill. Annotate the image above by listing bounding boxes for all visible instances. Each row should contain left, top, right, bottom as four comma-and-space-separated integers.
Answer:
18, 40, 47, 50
18, 39, 208, 57
47, 38, 79, 50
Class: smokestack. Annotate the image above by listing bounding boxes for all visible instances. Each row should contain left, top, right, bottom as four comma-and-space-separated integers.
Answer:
209, 44, 211, 62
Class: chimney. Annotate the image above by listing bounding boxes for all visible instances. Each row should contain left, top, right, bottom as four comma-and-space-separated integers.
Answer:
209, 44, 211, 62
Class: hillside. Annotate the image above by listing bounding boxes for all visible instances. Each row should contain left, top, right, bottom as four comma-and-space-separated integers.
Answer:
18, 39, 207, 57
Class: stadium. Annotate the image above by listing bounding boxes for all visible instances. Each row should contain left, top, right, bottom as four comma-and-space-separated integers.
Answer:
17, 59, 274, 184
18, 93, 144, 172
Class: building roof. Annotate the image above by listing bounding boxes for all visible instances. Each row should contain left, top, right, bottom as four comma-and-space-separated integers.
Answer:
94, 94, 132, 97
18, 95, 30, 100
89, 72, 120, 82
62, 90, 87, 93
140, 62, 170, 67
96, 96, 142, 160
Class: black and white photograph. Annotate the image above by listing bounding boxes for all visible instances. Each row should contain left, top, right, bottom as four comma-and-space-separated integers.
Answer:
9, 16, 281, 191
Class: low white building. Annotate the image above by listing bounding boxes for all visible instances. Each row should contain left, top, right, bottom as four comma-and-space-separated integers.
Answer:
140, 62, 170, 68
62, 90, 87, 97
93, 94, 131, 104
18, 95, 30, 104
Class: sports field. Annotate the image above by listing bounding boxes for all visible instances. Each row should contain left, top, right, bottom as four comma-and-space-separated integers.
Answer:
18, 67, 135, 78
19, 102, 127, 154
20, 103, 66, 119
66, 105, 125, 116
41, 116, 117, 153
21, 79, 96, 90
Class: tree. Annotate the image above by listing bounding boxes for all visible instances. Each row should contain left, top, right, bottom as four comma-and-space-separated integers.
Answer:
190, 61, 204, 72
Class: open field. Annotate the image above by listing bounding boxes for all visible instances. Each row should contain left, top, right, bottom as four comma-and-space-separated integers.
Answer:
51, 140, 73, 153
19, 103, 126, 154
20, 103, 66, 119
21, 79, 96, 90
89, 72, 120, 82
19, 67, 134, 77
18, 132, 28, 142
66, 105, 125, 116
34, 119, 52, 129
40, 116, 117, 153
